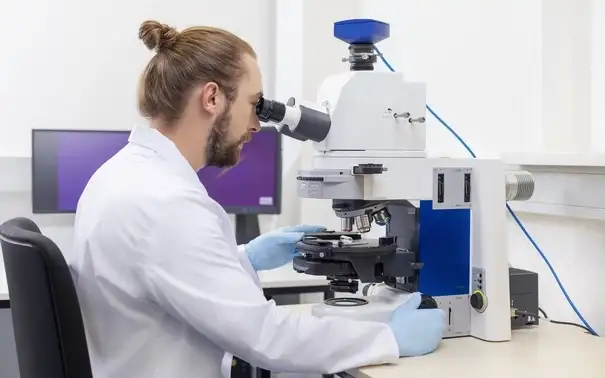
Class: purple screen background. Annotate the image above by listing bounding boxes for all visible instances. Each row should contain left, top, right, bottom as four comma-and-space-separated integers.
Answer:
197, 131, 278, 208
55, 130, 278, 211
57, 132, 128, 211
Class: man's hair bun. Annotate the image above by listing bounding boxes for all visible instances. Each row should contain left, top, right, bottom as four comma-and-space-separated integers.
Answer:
138, 20, 179, 52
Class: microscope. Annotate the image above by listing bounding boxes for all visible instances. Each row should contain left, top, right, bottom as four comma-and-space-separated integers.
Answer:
257, 19, 536, 342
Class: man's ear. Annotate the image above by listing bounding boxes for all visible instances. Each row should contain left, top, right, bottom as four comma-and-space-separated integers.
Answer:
200, 82, 220, 115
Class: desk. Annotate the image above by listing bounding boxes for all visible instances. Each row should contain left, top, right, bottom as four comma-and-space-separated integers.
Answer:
0, 267, 332, 307
283, 304, 605, 378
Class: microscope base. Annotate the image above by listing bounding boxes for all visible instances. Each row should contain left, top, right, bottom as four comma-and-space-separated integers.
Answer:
311, 293, 414, 323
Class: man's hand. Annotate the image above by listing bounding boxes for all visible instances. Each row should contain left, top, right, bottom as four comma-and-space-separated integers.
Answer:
389, 292, 446, 356
245, 225, 326, 271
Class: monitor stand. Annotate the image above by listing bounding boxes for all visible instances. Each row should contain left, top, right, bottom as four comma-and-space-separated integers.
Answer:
235, 214, 260, 245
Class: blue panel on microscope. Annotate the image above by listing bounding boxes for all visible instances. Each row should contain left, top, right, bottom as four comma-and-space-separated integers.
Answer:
417, 200, 470, 296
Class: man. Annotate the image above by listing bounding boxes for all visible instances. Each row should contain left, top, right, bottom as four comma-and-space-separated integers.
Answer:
69, 20, 445, 378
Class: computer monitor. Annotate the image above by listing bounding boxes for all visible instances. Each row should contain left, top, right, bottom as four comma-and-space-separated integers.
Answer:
31, 129, 129, 214
197, 127, 282, 215
31, 128, 282, 242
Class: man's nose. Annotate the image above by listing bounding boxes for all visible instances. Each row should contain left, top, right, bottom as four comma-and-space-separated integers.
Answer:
250, 119, 261, 133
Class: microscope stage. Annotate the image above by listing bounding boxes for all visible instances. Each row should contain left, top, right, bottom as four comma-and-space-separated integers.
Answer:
293, 231, 419, 291
296, 231, 398, 258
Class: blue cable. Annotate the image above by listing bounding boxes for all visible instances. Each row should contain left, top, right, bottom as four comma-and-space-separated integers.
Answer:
373, 45, 599, 336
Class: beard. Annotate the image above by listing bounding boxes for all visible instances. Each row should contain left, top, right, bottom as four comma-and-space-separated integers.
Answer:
205, 106, 250, 168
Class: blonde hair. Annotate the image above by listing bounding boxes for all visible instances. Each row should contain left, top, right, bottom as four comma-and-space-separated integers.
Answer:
137, 20, 256, 123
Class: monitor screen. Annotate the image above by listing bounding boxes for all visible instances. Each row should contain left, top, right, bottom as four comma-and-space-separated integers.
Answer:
31, 127, 282, 214
198, 128, 281, 214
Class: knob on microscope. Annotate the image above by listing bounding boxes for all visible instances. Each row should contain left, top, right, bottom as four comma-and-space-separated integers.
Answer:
470, 290, 488, 313
419, 295, 438, 309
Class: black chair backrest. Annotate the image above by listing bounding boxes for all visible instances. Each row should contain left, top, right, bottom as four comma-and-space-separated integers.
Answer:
0, 217, 92, 378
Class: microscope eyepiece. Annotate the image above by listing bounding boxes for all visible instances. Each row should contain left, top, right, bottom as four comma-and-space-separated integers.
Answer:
255, 96, 332, 143
256, 97, 287, 123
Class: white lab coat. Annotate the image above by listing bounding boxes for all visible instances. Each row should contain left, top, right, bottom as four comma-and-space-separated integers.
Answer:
69, 125, 399, 378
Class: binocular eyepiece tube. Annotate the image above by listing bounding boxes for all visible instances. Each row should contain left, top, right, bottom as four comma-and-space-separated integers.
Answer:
255, 97, 331, 143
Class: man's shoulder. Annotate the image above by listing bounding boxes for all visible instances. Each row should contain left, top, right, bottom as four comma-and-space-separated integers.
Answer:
84, 178, 213, 222
79, 157, 214, 227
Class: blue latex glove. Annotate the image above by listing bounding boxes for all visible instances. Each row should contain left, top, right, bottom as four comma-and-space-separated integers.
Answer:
245, 225, 326, 271
389, 292, 446, 357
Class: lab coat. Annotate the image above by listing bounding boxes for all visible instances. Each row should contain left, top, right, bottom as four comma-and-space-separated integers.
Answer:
69, 125, 399, 378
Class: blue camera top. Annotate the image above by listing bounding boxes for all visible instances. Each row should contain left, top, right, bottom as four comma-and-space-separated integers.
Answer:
334, 19, 390, 45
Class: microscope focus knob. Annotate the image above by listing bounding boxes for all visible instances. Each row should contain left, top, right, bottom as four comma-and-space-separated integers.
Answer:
470, 290, 487, 313
418, 295, 438, 309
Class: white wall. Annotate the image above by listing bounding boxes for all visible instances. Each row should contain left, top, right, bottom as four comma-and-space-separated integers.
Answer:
362, 0, 544, 158
542, 0, 592, 152
0, 0, 279, 292
512, 0, 605, 334
289, 0, 605, 335
0, 0, 276, 156
590, 0, 605, 152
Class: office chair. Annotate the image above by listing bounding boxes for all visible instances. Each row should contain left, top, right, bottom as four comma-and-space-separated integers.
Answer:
0, 217, 93, 378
